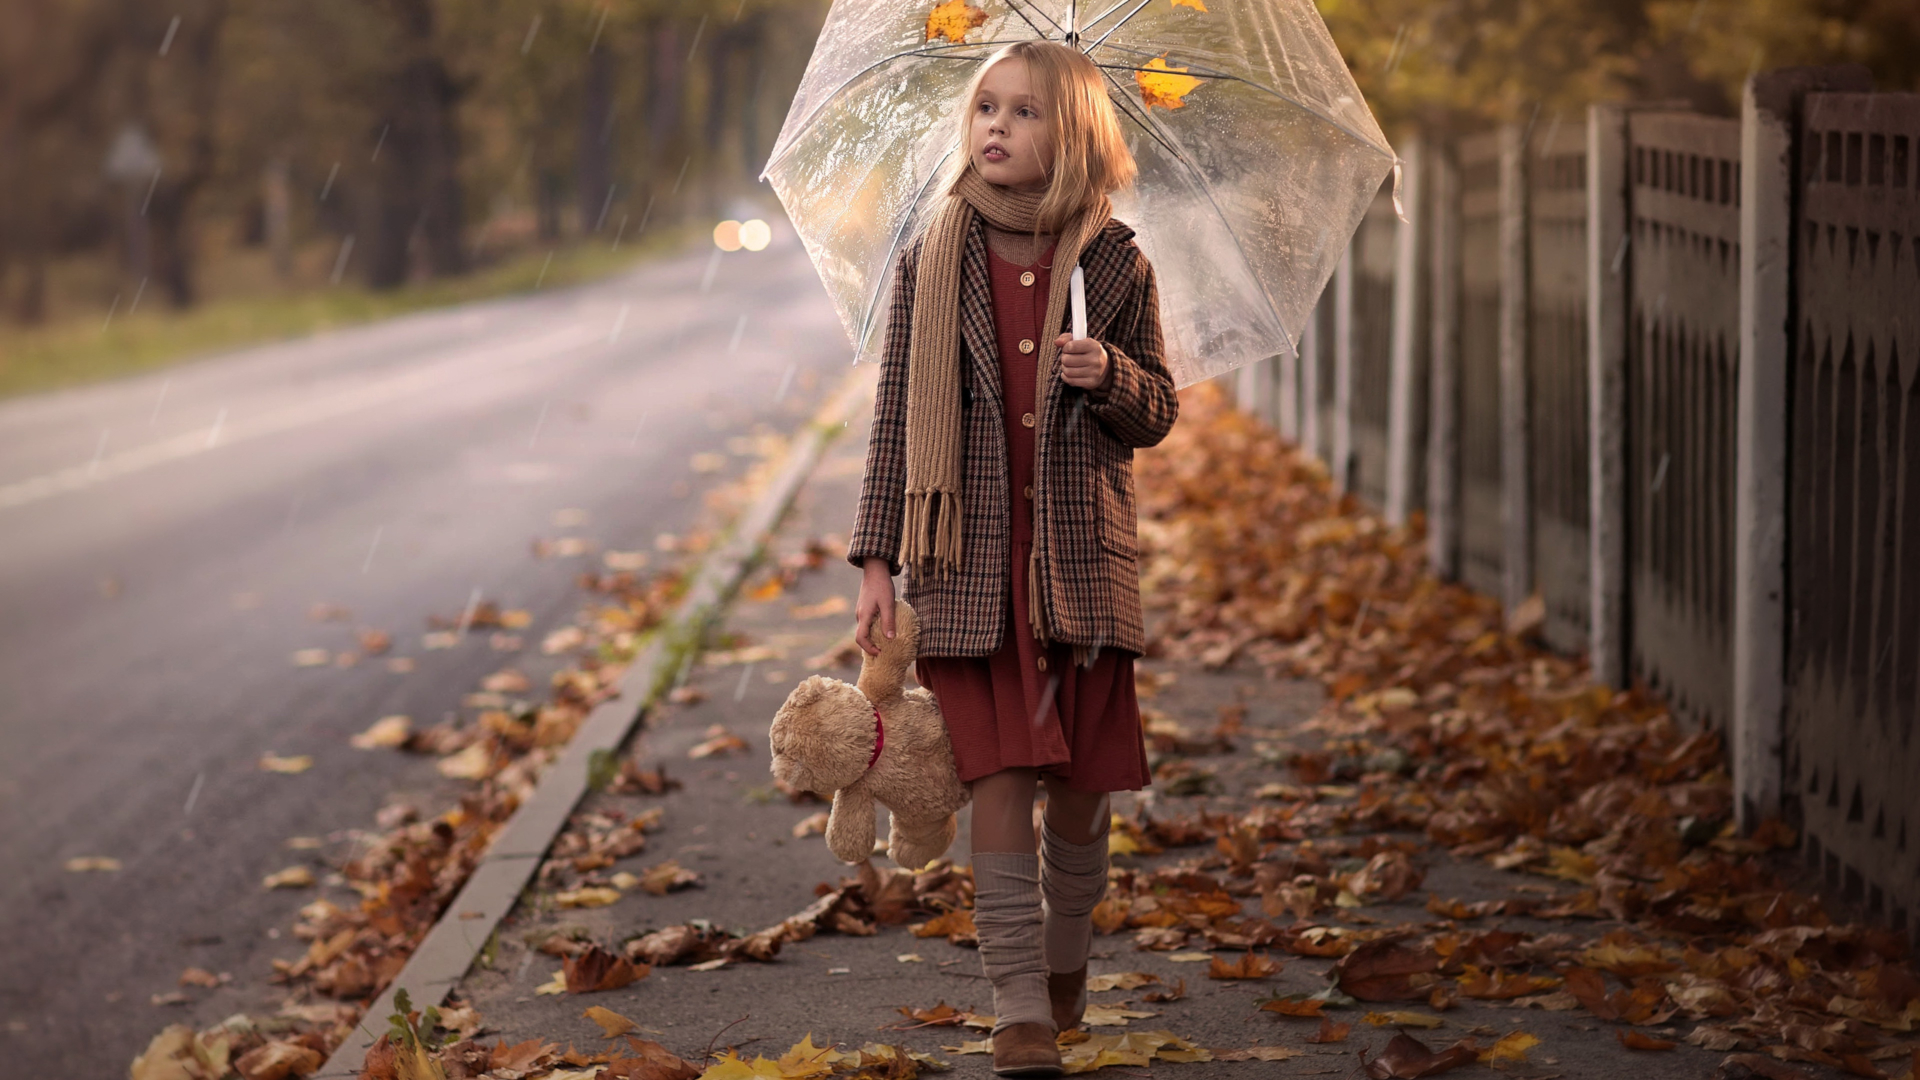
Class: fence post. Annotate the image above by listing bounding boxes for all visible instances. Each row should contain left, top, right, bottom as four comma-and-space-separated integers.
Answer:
1733, 66, 1872, 831
1498, 122, 1532, 611
1332, 245, 1356, 492
1427, 138, 1461, 579
1587, 104, 1630, 688
1386, 137, 1424, 526
1301, 302, 1322, 459
1277, 335, 1301, 444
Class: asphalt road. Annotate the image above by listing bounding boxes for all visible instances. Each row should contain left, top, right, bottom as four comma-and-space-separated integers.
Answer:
0, 228, 852, 1076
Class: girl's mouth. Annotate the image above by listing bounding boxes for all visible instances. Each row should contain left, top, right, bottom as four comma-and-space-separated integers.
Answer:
983, 143, 1009, 163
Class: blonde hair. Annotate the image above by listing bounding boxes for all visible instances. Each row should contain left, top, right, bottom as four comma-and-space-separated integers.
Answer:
944, 40, 1136, 233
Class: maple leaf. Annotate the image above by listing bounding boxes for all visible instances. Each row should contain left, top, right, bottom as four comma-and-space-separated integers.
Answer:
1259, 995, 1325, 1018
1305, 1017, 1350, 1043
1617, 1029, 1676, 1051
585, 1005, 638, 1038
1142, 978, 1187, 1003
1334, 938, 1442, 1001
1208, 952, 1279, 980
1361, 1032, 1480, 1078
1136, 56, 1201, 110
563, 946, 647, 994
924, 0, 985, 43
1087, 972, 1159, 992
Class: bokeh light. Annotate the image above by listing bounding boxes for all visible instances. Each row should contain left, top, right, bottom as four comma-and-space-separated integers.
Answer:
739, 219, 772, 252
713, 220, 743, 252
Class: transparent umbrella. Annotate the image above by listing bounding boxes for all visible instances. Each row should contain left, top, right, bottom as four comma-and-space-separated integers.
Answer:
762, 0, 1397, 387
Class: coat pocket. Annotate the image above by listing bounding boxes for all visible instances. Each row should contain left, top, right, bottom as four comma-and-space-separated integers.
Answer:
1094, 459, 1139, 560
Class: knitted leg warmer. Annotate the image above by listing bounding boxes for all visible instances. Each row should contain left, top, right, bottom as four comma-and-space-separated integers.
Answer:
1040, 822, 1109, 975
971, 853, 1054, 1035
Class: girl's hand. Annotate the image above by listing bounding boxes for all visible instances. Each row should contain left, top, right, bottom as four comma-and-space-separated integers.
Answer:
854, 557, 897, 657
1057, 334, 1110, 390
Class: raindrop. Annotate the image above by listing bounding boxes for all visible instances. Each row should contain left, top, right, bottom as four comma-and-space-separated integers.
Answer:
183, 771, 203, 816
102, 293, 121, 332
734, 661, 756, 702
128, 276, 148, 316
361, 525, 384, 574
455, 586, 483, 635
535, 251, 555, 288
371, 123, 389, 162
774, 362, 796, 402
609, 211, 629, 251
1650, 452, 1671, 495
141, 167, 162, 216
521, 13, 543, 55
593, 185, 617, 232
700, 249, 723, 293
728, 314, 747, 354
205, 407, 227, 448
87, 430, 111, 477
1031, 673, 1061, 729
636, 194, 657, 237
609, 302, 630, 343
150, 378, 170, 424
330, 235, 356, 285
685, 14, 707, 62
671, 156, 691, 196
528, 400, 550, 449
629, 410, 650, 449
588, 6, 609, 52
320, 161, 340, 202
158, 15, 180, 56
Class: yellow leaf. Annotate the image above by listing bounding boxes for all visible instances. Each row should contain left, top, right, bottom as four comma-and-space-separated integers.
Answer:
1087, 972, 1160, 992
1108, 830, 1145, 856
65, 856, 121, 872
262, 866, 315, 890
774, 1034, 839, 1078
259, 754, 313, 774
1365, 1011, 1445, 1028
351, 715, 411, 750
583, 1005, 636, 1038
555, 886, 622, 908
437, 743, 496, 780
1171, 0, 1206, 9
1136, 56, 1201, 110
535, 969, 569, 995
1479, 1031, 1540, 1064
1167, 952, 1213, 963
925, 0, 986, 43
1082, 1004, 1158, 1026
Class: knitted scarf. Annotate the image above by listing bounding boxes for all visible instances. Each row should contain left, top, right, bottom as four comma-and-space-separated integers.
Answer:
900, 167, 1111, 642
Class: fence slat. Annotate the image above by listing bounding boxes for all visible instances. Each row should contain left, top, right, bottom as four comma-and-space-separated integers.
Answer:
1589, 104, 1631, 687
1387, 139, 1426, 526
1500, 123, 1534, 612
1428, 142, 1463, 579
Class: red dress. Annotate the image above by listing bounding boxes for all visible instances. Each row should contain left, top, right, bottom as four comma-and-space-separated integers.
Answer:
914, 246, 1151, 793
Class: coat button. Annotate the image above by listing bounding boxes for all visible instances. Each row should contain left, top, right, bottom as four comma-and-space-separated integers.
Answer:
1020, 271, 1035, 287
1037, 655, 1048, 672
1023, 484, 1034, 499
1021, 412, 1035, 428
1018, 338, 1035, 354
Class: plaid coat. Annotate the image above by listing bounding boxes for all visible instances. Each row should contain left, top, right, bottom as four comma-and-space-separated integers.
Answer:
848, 216, 1179, 658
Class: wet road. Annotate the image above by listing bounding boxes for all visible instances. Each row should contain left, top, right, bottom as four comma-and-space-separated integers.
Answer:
0, 231, 850, 1075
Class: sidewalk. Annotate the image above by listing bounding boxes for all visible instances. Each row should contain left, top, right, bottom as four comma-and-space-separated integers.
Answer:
426, 395, 1868, 1080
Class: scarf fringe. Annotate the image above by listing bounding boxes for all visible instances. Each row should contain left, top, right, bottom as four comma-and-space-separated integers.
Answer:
899, 489, 963, 577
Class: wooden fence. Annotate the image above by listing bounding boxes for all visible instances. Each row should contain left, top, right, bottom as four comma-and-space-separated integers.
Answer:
1232, 66, 1919, 932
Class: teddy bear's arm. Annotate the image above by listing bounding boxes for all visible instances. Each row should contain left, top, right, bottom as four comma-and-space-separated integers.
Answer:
825, 785, 877, 864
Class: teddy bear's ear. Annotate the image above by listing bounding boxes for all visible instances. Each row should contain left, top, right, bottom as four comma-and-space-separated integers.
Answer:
856, 600, 917, 704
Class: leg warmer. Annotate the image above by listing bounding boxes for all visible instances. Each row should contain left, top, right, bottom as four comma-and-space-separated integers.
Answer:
971, 852, 1054, 1034
1039, 822, 1110, 974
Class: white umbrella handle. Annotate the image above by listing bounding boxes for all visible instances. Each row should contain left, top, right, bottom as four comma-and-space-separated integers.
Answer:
1069, 265, 1087, 341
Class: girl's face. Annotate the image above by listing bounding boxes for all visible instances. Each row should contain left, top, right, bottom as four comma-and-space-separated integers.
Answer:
969, 58, 1054, 191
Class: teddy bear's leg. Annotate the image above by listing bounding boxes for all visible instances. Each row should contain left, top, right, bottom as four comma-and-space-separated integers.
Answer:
885, 813, 957, 871
825, 787, 878, 865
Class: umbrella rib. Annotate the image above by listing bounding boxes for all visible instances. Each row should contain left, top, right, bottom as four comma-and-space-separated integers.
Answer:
1091, 42, 1396, 161
1004, 0, 1064, 37
760, 39, 1029, 178
1081, 0, 1153, 52
1079, 0, 1136, 34
1101, 69, 1293, 347
852, 147, 958, 353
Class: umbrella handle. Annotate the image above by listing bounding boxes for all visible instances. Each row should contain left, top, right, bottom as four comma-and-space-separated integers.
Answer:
1069, 265, 1087, 341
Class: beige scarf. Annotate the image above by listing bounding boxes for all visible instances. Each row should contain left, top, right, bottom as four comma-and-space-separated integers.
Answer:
900, 167, 1111, 639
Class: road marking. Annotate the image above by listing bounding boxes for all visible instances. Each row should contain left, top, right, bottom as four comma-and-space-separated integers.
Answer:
0, 323, 603, 512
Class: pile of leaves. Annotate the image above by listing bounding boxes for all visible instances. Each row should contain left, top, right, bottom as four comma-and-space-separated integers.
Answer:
1128, 385, 1920, 1077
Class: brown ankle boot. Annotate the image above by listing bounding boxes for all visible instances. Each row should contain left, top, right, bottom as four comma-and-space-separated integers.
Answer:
1048, 968, 1088, 1032
991, 1022, 1063, 1077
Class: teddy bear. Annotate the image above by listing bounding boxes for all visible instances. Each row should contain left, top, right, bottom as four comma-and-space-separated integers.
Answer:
769, 600, 969, 869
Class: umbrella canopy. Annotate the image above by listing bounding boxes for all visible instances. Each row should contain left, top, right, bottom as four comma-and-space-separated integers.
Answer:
762, 0, 1397, 388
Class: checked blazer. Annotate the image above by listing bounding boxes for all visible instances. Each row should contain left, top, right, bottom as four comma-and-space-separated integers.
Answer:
847, 214, 1179, 658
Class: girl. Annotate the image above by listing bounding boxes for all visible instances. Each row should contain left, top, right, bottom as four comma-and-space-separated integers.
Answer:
847, 40, 1178, 1078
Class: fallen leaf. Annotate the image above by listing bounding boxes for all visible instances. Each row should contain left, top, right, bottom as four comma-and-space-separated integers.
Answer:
1083, 1004, 1158, 1027
1259, 995, 1324, 1018
1212, 1047, 1301, 1061
1334, 938, 1441, 1001
1618, 1029, 1677, 1051
1363, 1032, 1481, 1078
351, 715, 411, 749
689, 725, 748, 758
481, 668, 530, 693
1305, 1018, 1350, 1043
1136, 55, 1202, 110
564, 945, 646, 993
1208, 952, 1279, 980
1087, 972, 1160, 992
789, 596, 850, 620
65, 856, 121, 872
584, 1005, 638, 1037
262, 866, 315, 889
258, 754, 313, 774
639, 860, 700, 895
178, 968, 227, 988
1366, 1011, 1445, 1029
908, 909, 975, 945
1167, 951, 1213, 963
1142, 978, 1187, 1003
436, 743, 496, 780
234, 1040, 322, 1080
1479, 1031, 1540, 1064
555, 886, 623, 908
292, 649, 331, 667
925, 0, 986, 43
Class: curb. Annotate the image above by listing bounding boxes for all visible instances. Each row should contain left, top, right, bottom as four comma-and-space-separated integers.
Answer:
315, 367, 875, 1078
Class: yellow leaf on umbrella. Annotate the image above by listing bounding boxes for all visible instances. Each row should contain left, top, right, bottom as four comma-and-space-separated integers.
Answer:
1136, 56, 1201, 110
1171, 0, 1207, 9
925, 0, 986, 43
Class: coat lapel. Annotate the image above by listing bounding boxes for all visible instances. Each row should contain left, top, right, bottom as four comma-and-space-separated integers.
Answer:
958, 219, 1002, 406
1076, 223, 1136, 344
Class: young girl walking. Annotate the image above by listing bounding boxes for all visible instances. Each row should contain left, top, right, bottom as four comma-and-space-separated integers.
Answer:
847, 40, 1178, 1078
